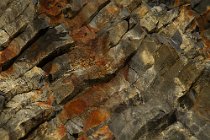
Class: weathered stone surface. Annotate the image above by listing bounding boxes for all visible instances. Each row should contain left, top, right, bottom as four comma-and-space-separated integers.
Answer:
177, 63, 210, 139
0, 128, 9, 140
0, 66, 47, 100
0, 30, 10, 50
0, 0, 210, 139
0, 94, 5, 111
155, 122, 198, 140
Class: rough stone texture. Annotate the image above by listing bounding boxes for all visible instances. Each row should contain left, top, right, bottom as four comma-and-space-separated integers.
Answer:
0, 0, 210, 140
154, 122, 198, 140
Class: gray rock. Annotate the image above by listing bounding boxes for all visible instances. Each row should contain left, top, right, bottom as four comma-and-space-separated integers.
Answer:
0, 0, 209, 139
0, 29, 10, 49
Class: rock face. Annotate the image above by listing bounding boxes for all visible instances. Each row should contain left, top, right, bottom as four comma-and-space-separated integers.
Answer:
0, 0, 210, 139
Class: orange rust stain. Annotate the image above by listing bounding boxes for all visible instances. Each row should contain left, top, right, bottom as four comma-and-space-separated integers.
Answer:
196, 8, 210, 57
39, 0, 67, 17
58, 83, 110, 122
59, 98, 88, 121
95, 59, 107, 66
69, 0, 112, 29
66, 13, 86, 29
174, 0, 181, 6
36, 102, 52, 108
0, 46, 16, 66
69, 28, 109, 73
187, 8, 196, 17
92, 125, 113, 140
38, 0, 71, 27
71, 26, 98, 45
69, 29, 112, 78
37, 0, 93, 29
0, 40, 22, 68
57, 124, 67, 137
58, 68, 121, 122
196, 8, 210, 30
84, 109, 110, 131
59, 112, 68, 123
78, 134, 88, 140
80, 84, 107, 104
48, 14, 68, 26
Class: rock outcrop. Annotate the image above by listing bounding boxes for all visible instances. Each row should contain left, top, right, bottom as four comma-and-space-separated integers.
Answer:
0, 0, 210, 139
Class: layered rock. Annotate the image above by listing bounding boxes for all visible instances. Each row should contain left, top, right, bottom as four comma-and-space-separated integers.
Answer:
0, 0, 210, 140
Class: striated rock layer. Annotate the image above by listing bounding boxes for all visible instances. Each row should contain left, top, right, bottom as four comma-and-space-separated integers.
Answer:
0, 0, 210, 139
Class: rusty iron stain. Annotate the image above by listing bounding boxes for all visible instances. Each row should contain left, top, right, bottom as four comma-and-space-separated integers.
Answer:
185, 5, 197, 17
196, 7, 210, 57
71, 26, 98, 45
58, 81, 112, 122
174, 0, 181, 6
38, 0, 71, 27
36, 102, 52, 108
0, 46, 16, 66
95, 59, 107, 66
83, 108, 110, 131
78, 134, 88, 140
37, 0, 112, 30
37, 0, 83, 28
47, 95, 55, 105
68, 31, 112, 78
39, 0, 67, 17
59, 98, 88, 121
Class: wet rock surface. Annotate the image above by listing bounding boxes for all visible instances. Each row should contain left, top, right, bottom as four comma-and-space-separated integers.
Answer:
0, 0, 210, 139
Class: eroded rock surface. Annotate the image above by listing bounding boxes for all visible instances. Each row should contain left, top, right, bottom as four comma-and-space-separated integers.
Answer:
0, 0, 210, 139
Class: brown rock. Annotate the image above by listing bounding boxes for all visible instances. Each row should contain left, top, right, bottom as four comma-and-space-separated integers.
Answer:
0, 0, 210, 140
